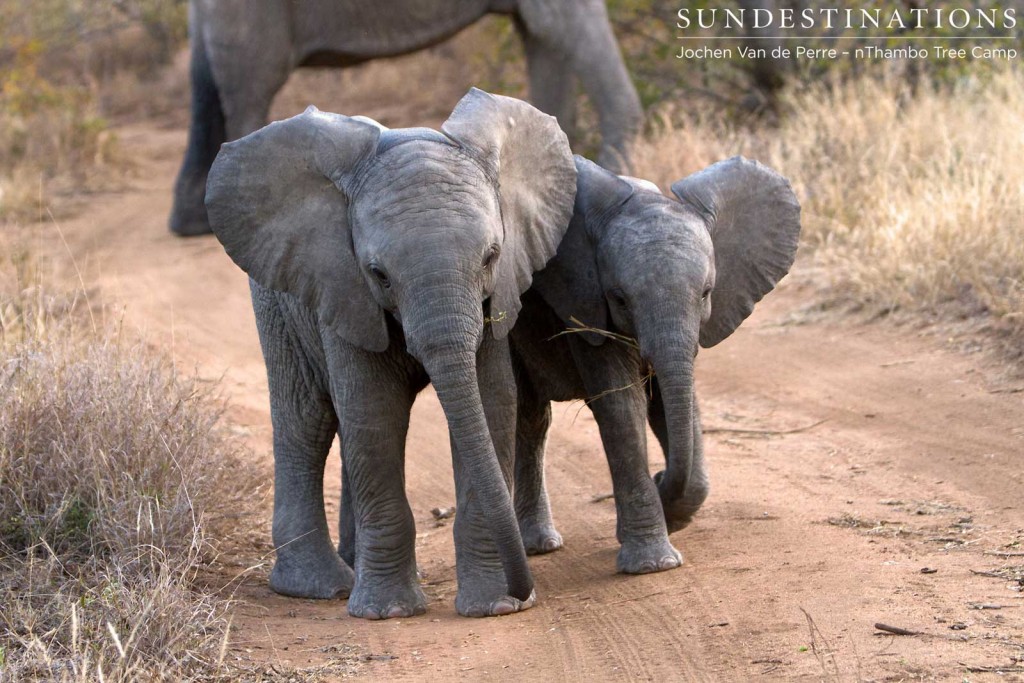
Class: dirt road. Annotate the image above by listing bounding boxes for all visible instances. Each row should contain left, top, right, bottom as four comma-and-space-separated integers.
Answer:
40, 120, 1023, 681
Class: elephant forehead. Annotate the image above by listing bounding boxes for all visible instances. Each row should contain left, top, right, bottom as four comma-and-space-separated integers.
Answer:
354, 141, 498, 227
609, 198, 711, 253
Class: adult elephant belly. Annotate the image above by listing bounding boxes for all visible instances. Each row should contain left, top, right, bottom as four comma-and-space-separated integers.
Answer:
292, 0, 493, 62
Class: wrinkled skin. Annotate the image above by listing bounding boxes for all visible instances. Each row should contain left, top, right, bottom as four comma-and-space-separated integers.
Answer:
510, 156, 801, 573
172, 0, 640, 236
204, 90, 576, 619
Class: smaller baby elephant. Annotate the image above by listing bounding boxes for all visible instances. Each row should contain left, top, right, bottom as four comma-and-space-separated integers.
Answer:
510, 155, 801, 573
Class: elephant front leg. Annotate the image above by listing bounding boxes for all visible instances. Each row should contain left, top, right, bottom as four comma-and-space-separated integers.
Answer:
255, 288, 354, 600
575, 347, 681, 574
454, 336, 536, 617
333, 363, 425, 620
267, 406, 355, 599
514, 387, 562, 555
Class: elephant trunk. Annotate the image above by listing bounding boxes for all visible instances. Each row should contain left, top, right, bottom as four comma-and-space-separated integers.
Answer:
639, 313, 706, 530
403, 287, 533, 602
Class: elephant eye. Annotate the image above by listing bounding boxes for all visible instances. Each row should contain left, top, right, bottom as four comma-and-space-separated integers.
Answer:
701, 287, 711, 301
482, 245, 500, 269
369, 264, 390, 288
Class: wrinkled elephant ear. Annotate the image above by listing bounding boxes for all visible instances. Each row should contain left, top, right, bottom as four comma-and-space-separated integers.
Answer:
441, 88, 577, 338
205, 107, 389, 352
671, 156, 801, 348
532, 156, 634, 346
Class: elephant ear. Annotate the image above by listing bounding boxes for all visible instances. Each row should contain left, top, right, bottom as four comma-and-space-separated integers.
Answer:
671, 156, 801, 348
532, 156, 634, 346
205, 107, 389, 352
441, 88, 577, 338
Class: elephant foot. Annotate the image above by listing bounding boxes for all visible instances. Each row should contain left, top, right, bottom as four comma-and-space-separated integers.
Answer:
617, 537, 683, 575
347, 578, 427, 620
663, 501, 705, 534
169, 184, 213, 237
655, 470, 709, 533
519, 520, 563, 555
169, 210, 213, 237
269, 552, 354, 599
456, 584, 536, 618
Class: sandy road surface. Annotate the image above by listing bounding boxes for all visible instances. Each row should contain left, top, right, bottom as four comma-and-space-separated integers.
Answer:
34, 122, 1024, 682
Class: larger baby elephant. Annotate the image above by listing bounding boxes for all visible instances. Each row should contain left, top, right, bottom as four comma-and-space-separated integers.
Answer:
510, 156, 800, 572
173, 0, 641, 236
204, 89, 576, 619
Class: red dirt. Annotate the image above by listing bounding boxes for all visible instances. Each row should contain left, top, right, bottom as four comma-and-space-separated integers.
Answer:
34, 118, 1024, 681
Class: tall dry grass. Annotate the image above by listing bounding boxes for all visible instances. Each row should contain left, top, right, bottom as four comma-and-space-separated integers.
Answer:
0, 243, 265, 681
634, 68, 1024, 340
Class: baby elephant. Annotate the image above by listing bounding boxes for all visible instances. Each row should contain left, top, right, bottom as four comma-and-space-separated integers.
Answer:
510, 155, 801, 572
204, 89, 576, 619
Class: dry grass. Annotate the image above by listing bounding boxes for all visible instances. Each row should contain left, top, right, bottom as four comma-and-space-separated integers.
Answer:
0, 0, 188, 220
633, 67, 1024, 344
0, 244, 265, 681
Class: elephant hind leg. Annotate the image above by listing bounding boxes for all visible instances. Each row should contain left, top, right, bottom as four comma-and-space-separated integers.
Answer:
516, 0, 643, 173
518, 20, 578, 145
513, 383, 562, 555
169, 25, 226, 237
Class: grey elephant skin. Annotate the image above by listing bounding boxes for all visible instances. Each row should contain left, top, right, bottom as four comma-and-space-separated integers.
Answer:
510, 156, 801, 572
173, 0, 641, 236
204, 89, 576, 619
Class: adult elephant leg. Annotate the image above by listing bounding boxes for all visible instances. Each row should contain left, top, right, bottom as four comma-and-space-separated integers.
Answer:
572, 341, 681, 574
252, 284, 354, 599
337, 460, 355, 569
329, 345, 424, 621
453, 335, 536, 617
648, 376, 709, 532
518, 20, 578, 144
513, 380, 562, 555
169, 23, 226, 237
518, 0, 642, 172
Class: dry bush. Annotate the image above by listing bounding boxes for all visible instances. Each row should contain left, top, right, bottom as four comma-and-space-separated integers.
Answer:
0, 245, 264, 681
633, 67, 1024, 342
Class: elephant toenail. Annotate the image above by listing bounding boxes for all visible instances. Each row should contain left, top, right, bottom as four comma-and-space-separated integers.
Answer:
387, 604, 407, 619
660, 555, 681, 570
490, 598, 517, 616
543, 538, 560, 551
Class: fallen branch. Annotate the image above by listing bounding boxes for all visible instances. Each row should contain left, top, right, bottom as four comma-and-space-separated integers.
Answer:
704, 419, 828, 437
874, 623, 919, 636
984, 550, 1024, 557
960, 663, 1024, 673
987, 386, 1024, 394
970, 569, 1008, 579
591, 493, 615, 503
